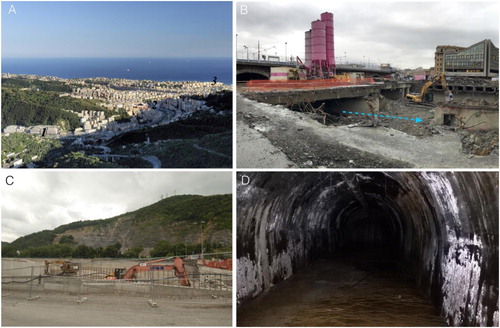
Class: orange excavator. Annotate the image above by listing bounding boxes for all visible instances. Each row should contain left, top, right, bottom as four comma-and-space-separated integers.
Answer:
105, 257, 191, 286
203, 258, 232, 270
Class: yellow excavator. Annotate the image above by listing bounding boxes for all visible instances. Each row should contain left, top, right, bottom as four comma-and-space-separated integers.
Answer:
406, 72, 452, 103
44, 260, 79, 276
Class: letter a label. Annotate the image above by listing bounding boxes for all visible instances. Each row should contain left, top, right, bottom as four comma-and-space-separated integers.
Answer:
8, 5, 17, 14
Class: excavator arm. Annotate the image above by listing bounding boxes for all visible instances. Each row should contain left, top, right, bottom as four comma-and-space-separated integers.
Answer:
122, 257, 190, 286
406, 72, 448, 102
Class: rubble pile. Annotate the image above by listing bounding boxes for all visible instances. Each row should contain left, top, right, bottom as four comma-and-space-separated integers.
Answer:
450, 97, 498, 108
447, 76, 499, 87
310, 99, 436, 138
461, 130, 499, 156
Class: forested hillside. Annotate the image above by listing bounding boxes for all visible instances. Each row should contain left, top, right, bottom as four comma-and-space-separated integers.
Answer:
1, 78, 109, 129
2, 194, 232, 258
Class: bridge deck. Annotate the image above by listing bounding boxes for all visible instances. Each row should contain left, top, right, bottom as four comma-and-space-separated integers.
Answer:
241, 83, 409, 105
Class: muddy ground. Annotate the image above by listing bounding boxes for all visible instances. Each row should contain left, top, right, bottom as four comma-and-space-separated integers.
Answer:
237, 95, 498, 168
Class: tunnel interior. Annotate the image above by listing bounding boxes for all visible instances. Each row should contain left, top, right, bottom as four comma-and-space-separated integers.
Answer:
237, 172, 498, 326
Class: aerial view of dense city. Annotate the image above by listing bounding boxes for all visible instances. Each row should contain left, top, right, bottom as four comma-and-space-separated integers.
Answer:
2, 74, 232, 168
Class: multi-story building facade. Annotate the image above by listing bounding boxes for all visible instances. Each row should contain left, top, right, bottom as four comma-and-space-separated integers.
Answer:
435, 45, 465, 73
443, 39, 498, 78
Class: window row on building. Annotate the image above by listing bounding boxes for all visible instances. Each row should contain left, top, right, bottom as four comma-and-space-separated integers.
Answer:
435, 39, 498, 77
445, 61, 483, 67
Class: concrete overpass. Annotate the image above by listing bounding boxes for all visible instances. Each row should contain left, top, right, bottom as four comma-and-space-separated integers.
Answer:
241, 81, 414, 113
237, 59, 395, 81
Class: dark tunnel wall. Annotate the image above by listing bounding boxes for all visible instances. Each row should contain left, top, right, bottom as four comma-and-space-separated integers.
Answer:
237, 172, 499, 326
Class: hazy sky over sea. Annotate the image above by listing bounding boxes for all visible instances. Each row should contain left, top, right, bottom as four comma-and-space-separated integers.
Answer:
2, 1, 232, 58
236, 1, 499, 69
1, 171, 232, 242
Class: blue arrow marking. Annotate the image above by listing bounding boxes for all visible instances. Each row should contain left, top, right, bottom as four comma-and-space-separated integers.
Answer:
342, 111, 423, 124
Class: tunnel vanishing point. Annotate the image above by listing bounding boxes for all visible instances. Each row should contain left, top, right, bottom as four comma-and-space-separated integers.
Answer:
237, 172, 498, 326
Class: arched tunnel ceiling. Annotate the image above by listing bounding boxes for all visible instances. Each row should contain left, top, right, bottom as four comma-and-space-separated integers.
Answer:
237, 172, 498, 326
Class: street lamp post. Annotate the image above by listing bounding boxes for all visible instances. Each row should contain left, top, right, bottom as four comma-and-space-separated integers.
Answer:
244, 45, 249, 60
262, 45, 276, 61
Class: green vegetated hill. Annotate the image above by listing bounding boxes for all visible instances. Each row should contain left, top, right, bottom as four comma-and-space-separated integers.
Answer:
7, 194, 232, 253
1, 78, 109, 130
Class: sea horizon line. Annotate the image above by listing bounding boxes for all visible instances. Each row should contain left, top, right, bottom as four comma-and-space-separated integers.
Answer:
2, 56, 232, 60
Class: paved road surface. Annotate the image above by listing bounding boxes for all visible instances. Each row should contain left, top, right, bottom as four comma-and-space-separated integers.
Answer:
3, 291, 231, 326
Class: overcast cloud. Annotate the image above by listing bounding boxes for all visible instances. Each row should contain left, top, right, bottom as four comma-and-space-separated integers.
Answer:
1, 171, 232, 242
237, 1, 499, 69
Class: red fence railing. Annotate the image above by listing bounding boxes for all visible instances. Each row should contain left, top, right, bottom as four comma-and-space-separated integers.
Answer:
246, 78, 376, 91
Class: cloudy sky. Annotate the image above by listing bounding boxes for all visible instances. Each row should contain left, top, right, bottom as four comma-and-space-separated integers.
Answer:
236, 1, 499, 69
1, 171, 232, 242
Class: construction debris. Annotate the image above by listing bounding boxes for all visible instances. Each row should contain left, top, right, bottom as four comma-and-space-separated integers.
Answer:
461, 130, 499, 156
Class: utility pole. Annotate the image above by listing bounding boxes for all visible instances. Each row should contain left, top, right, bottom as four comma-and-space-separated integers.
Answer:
285, 42, 287, 63
258, 40, 260, 62
200, 220, 205, 259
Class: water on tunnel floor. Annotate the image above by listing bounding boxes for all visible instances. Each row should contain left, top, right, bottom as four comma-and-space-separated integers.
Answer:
237, 251, 446, 327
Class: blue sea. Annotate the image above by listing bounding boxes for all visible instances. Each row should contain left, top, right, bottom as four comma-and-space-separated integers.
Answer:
2, 57, 232, 85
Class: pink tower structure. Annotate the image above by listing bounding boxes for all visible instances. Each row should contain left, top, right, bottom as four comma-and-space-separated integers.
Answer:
305, 30, 312, 67
304, 12, 335, 77
321, 12, 335, 71
311, 20, 326, 63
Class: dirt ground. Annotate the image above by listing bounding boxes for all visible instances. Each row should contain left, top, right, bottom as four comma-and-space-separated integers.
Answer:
2, 290, 231, 326
237, 95, 498, 168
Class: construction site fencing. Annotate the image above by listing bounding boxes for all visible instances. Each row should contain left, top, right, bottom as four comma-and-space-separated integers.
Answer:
2, 264, 232, 299
245, 77, 376, 92
2, 265, 46, 300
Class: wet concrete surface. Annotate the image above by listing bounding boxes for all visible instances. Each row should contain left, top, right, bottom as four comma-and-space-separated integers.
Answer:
238, 255, 445, 327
